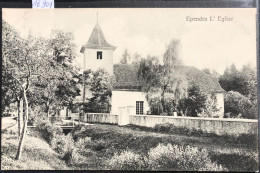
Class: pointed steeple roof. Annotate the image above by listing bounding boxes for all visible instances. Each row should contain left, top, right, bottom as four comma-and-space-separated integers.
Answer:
80, 23, 116, 53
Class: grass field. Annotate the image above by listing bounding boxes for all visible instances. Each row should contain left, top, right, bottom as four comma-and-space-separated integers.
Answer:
1, 123, 258, 171
71, 124, 258, 171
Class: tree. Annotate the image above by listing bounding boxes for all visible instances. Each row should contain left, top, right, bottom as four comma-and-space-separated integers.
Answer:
177, 85, 207, 117
120, 49, 131, 64
219, 64, 257, 100
131, 52, 142, 67
83, 69, 112, 113
36, 30, 80, 117
138, 39, 187, 114
2, 20, 80, 160
163, 39, 182, 69
5, 33, 46, 160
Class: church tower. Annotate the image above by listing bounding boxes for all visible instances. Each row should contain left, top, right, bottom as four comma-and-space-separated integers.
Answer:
80, 19, 116, 75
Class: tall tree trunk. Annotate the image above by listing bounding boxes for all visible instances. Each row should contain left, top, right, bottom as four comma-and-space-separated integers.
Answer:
15, 89, 28, 160
46, 100, 50, 117
17, 99, 21, 137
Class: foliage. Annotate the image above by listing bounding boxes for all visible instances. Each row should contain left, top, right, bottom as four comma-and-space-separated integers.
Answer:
147, 143, 225, 171
138, 39, 188, 114
148, 96, 177, 115
138, 59, 187, 114
2, 20, 25, 115
120, 49, 131, 64
51, 134, 74, 156
36, 122, 63, 143
131, 52, 142, 67
224, 91, 257, 119
163, 39, 182, 67
107, 150, 147, 170
83, 69, 112, 113
177, 85, 207, 116
219, 64, 257, 101
70, 124, 257, 171
200, 93, 220, 117
27, 106, 49, 126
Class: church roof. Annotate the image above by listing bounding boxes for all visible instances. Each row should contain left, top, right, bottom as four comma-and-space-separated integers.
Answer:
113, 64, 224, 93
80, 23, 116, 53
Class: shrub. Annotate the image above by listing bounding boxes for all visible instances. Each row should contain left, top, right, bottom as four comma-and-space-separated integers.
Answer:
200, 93, 220, 117
107, 150, 147, 170
36, 122, 63, 143
50, 134, 74, 156
224, 91, 257, 119
148, 97, 161, 115
63, 147, 86, 166
147, 143, 226, 171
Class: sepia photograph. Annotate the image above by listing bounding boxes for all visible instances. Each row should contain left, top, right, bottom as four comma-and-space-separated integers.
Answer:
1, 8, 258, 171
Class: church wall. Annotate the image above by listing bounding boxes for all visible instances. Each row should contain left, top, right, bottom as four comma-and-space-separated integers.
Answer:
216, 92, 224, 117
84, 48, 114, 75
111, 90, 150, 115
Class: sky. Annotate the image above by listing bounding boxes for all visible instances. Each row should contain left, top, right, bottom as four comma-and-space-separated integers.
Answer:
2, 8, 257, 74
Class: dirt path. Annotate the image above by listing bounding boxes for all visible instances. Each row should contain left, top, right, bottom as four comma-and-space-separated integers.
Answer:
2, 117, 17, 130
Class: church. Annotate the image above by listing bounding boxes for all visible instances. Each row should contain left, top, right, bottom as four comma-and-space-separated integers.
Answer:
77, 21, 225, 117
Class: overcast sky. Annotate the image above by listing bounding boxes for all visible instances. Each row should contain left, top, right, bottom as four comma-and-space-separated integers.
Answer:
3, 8, 257, 74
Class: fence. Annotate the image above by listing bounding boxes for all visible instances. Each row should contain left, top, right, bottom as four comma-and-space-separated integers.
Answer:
83, 113, 118, 124
81, 107, 257, 136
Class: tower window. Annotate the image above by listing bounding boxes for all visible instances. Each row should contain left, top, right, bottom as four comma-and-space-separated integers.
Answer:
97, 51, 102, 59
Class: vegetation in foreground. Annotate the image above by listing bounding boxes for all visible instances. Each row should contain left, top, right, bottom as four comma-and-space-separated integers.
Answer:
1, 125, 70, 170
2, 123, 258, 171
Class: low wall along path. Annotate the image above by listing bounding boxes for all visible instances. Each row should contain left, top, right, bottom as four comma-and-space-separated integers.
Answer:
83, 107, 257, 136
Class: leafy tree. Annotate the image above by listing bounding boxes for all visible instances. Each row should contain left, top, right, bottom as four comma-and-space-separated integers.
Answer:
138, 39, 187, 114
120, 49, 131, 64
83, 69, 112, 113
177, 85, 207, 117
2, 20, 80, 160
240, 64, 257, 101
219, 64, 257, 98
131, 52, 142, 67
3, 31, 47, 160
200, 93, 220, 117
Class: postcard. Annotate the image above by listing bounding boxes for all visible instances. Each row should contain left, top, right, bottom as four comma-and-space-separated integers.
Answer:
2, 8, 258, 171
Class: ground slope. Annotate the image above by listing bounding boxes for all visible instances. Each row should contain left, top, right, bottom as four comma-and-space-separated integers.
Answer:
1, 125, 70, 170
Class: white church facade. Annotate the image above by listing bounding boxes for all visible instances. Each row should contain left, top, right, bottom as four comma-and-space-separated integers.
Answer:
79, 21, 225, 117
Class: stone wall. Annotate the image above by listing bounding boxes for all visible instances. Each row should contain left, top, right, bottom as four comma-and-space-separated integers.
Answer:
130, 115, 257, 136
83, 113, 118, 124
82, 108, 257, 136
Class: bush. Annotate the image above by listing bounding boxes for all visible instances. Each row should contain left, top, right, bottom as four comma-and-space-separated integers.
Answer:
36, 122, 63, 143
225, 91, 257, 119
50, 134, 74, 156
63, 147, 86, 166
107, 150, 147, 170
147, 143, 225, 171
148, 96, 177, 115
